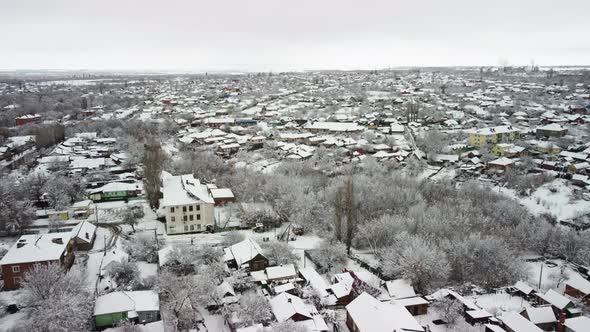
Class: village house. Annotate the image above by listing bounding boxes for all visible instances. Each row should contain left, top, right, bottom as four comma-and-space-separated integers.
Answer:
269, 292, 329, 331
536, 289, 576, 317
160, 173, 216, 235
88, 182, 141, 202
467, 125, 520, 147
0, 233, 75, 289
499, 312, 543, 332
346, 292, 424, 332
93, 290, 160, 329
564, 316, 590, 332
520, 306, 557, 331
69, 220, 97, 251
536, 123, 568, 138
564, 276, 590, 306
223, 238, 269, 271
15, 114, 42, 126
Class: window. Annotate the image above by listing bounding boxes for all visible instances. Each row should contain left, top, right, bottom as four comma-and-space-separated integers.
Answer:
11, 266, 20, 273
13, 277, 22, 285
184, 225, 189, 232
144, 312, 153, 321
171, 216, 175, 222
182, 206, 187, 212
197, 214, 201, 221
189, 206, 193, 212
196, 205, 200, 211
189, 215, 194, 221
183, 215, 188, 222
197, 224, 201, 230
190, 225, 195, 231
170, 207, 175, 213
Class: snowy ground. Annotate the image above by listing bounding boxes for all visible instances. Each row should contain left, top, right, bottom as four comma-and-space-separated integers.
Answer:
0, 290, 29, 331
499, 179, 590, 221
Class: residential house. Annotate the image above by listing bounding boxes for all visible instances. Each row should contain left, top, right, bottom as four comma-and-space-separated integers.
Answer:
564, 276, 590, 306
15, 114, 42, 126
385, 279, 428, 316
536, 123, 568, 138
208, 186, 236, 206
500, 312, 543, 332
564, 316, 590, 332
346, 292, 424, 332
488, 157, 516, 171
520, 306, 557, 331
69, 220, 97, 251
0, 233, 74, 289
88, 182, 141, 202
270, 292, 328, 332
160, 174, 215, 235
467, 125, 520, 147
223, 238, 268, 271
536, 289, 575, 317
492, 143, 526, 157
94, 290, 160, 329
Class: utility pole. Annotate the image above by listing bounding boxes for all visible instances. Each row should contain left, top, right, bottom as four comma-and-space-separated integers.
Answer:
538, 261, 544, 290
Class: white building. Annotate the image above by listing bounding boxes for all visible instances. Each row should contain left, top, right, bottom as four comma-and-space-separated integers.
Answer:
160, 173, 215, 235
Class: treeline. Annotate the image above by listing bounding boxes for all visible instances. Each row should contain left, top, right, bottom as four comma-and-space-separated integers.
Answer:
167, 151, 590, 293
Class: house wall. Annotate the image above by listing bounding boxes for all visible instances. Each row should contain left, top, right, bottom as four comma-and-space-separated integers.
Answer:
469, 131, 520, 147
248, 254, 269, 271
137, 310, 160, 324
1, 260, 58, 290
95, 312, 127, 328
565, 284, 589, 305
165, 203, 214, 235
346, 311, 360, 332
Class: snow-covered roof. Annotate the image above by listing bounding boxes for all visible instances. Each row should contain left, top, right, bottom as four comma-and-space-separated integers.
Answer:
566, 273, 590, 295
385, 279, 416, 299
537, 289, 572, 310
466, 125, 520, 135
565, 316, 590, 331
210, 188, 235, 199
94, 290, 159, 316
346, 292, 424, 332
89, 182, 140, 194
266, 264, 297, 280
466, 309, 492, 320
500, 312, 543, 332
227, 238, 265, 266
537, 123, 567, 131
330, 272, 354, 298
0, 233, 70, 265
270, 293, 312, 322
299, 267, 329, 297
304, 121, 364, 132
523, 306, 556, 324
393, 296, 429, 307
489, 157, 516, 166
514, 281, 534, 295
160, 173, 214, 207
70, 220, 97, 244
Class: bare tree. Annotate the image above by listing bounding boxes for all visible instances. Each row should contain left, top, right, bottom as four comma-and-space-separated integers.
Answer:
144, 142, 165, 209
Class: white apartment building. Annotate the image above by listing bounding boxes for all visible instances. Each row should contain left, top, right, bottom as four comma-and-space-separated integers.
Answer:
161, 173, 216, 235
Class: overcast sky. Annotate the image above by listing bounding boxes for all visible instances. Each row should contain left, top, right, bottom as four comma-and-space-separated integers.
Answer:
1, 0, 588, 71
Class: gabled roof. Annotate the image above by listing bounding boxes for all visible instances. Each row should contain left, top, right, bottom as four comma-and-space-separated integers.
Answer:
270, 293, 312, 322
385, 279, 416, 299
0, 233, 70, 265
94, 290, 159, 316
523, 306, 556, 324
346, 292, 424, 332
70, 220, 97, 244
500, 312, 543, 332
160, 173, 214, 207
227, 238, 266, 266
538, 289, 573, 310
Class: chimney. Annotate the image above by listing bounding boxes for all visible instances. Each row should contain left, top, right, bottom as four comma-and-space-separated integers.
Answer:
557, 312, 566, 332
287, 298, 292, 303
52, 238, 63, 245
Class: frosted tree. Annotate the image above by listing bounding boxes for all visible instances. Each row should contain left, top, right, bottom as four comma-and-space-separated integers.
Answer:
107, 259, 140, 290
262, 240, 298, 266
232, 293, 273, 326
121, 205, 144, 232
123, 233, 159, 263
432, 298, 463, 326
309, 241, 348, 274
381, 234, 449, 293
269, 320, 307, 332
20, 263, 93, 332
